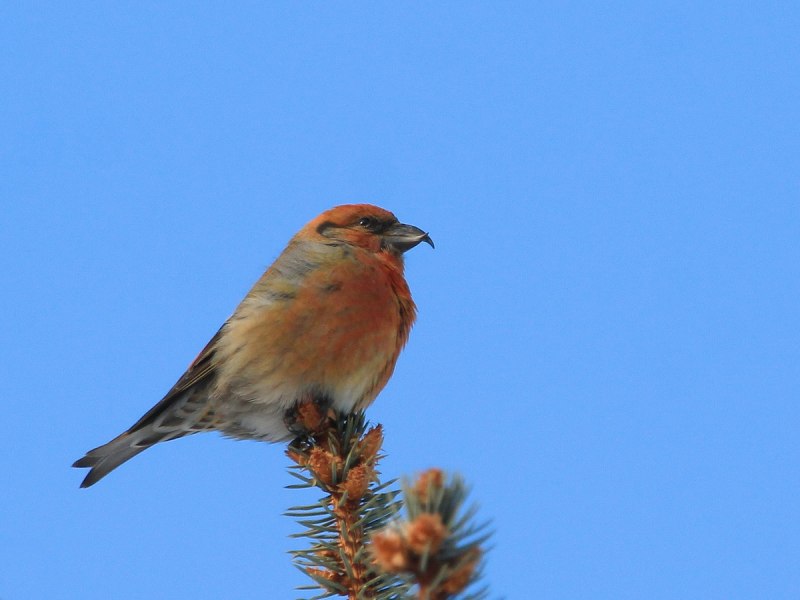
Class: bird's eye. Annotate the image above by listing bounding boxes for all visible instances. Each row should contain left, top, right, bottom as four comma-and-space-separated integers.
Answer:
358, 217, 377, 229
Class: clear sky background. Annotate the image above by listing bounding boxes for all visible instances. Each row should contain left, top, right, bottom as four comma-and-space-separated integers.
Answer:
2, 3, 798, 599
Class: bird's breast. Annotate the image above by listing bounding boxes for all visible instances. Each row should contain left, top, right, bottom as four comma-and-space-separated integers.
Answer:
215, 250, 414, 418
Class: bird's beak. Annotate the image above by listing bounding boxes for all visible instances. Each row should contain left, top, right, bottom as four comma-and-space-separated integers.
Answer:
382, 222, 435, 253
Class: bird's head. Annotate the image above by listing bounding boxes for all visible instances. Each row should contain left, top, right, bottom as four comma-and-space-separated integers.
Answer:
303, 204, 434, 256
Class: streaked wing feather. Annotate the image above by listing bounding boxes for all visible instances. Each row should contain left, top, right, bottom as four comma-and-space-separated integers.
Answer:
128, 327, 224, 432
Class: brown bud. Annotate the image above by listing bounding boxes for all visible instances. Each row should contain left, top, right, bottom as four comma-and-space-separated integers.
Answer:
414, 468, 445, 502
286, 448, 306, 466
406, 513, 447, 555
359, 426, 383, 464
371, 529, 410, 573
306, 566, 345, 587
441, 548, 481, 594
296, 399, 328, 433
340, 463, 372, 503
308, 447, 341, 487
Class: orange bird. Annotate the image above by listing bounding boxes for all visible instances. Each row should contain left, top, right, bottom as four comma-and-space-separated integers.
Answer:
73, 204, 433, 487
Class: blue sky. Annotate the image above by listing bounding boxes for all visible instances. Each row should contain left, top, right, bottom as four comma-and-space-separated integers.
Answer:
2, 3, 798, 598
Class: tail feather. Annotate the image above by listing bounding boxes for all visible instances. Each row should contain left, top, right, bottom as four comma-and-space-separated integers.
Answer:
72, 433, 151, 488
73, 375, 218, 487
74, 329, 220, 487
73, 422, 203, 487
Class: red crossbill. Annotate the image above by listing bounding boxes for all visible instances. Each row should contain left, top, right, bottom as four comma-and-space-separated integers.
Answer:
73, 204, 432, 487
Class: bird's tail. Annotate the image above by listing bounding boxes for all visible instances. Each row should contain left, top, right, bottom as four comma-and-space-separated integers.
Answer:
73, 406, 209, 487
72, 429, 167, 488
74, 417, 203, 487
73, 363, 219, 487
78, 403, 209, 488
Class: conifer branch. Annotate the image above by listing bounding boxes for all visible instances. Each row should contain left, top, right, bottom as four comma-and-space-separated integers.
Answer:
370, 470, 490, 600
286, 402, 489, 599
286, 402, 408, 599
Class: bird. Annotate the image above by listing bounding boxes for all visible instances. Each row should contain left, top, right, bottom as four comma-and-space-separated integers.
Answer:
73, 204, 433, 488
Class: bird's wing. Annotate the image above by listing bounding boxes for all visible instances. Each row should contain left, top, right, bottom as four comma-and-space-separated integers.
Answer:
127, 325, 224, 433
